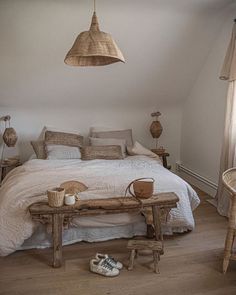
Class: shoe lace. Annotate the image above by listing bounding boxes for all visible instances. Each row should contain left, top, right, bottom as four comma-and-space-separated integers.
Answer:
106, 257, 117, 265
101, 260, 113, 271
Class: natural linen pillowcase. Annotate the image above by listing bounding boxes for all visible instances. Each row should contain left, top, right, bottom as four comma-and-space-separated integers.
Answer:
45, 130, 83, 147
92, 129, 133, 147
89, 137, 127, 158
31, 140, 47, 159
46, 145, 81, 160
81, 145, 123, 160
127, 141, 160, 159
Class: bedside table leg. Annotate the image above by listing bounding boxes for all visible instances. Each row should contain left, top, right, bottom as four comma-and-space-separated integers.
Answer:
1, 167, 7, 182
162, 156, 168, 169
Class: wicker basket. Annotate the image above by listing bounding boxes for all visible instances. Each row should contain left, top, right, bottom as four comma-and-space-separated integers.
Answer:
47, 187, 65, 208
125, 178, 155, 199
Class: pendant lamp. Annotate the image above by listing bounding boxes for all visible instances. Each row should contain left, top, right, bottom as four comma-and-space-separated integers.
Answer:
64, 0, 125, 67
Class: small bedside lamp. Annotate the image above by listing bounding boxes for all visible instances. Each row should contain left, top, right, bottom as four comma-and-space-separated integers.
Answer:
0, 115, 18, 163
150, 111, 163, 149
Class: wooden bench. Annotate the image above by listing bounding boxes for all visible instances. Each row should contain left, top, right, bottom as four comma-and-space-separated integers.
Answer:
29, 193, 179, 268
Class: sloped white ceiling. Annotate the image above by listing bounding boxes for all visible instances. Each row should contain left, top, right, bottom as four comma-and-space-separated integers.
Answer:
0, 0, 233, 108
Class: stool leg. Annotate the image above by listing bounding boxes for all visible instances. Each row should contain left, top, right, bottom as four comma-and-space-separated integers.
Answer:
153, 251, 160, 274
223, 228, 235, 274
128, 249, 136, 271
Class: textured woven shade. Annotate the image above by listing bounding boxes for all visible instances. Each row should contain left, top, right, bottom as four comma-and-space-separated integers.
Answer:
3, 128, 18, 147
150, 112, 163, 139
64, 12, 125, 67
0, 115, 18, 148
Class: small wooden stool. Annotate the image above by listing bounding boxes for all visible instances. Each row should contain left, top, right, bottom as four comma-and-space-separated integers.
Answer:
127, 240, 163, 273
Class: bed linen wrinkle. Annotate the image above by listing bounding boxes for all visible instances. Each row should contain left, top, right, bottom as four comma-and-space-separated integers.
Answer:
0, 156, 200, 256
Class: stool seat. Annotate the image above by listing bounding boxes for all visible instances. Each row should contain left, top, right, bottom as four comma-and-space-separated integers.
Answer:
127, 239, 163, 273
127, 240, 163, 251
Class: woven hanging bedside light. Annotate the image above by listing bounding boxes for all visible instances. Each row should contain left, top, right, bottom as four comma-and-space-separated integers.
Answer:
1, 116, 18, 147
0, 115, 18, 164
3, 128, 17, 147
64, 0, 125, 67
150, 112, 163, 149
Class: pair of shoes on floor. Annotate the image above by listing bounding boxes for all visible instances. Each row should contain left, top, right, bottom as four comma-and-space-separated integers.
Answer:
90, 253, 123, 277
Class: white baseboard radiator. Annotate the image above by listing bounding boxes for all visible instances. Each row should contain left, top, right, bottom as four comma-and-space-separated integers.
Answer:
176, 163, 218, 196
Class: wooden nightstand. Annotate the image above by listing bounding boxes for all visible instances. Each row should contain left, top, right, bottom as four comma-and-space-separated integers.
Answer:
0, 160, 21, 183
151, 149, 171, 170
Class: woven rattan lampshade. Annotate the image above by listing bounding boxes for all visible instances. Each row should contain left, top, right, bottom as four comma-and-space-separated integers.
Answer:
64, 12, 125, 67
150, 112, 163, 139
0, 115, 18, 147
3, 128, 18, 147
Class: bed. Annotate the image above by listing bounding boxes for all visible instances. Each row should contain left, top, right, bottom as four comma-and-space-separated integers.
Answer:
0, 155, 200, 256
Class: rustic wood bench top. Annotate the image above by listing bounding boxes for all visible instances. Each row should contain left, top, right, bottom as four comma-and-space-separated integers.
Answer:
29, 193, 179, 215
29, 192, 179, 268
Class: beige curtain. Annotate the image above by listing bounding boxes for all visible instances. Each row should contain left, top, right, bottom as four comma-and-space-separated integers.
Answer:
216, 22, 236, 216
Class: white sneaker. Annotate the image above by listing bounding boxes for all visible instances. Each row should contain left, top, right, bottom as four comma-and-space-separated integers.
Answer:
95, 253, 123, 270
90, 259, 120, 277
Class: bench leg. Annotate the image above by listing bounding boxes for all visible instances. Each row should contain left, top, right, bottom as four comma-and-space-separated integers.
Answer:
128, 249, 136, 271
52, 213, 63, 268
152, 205, 162, 241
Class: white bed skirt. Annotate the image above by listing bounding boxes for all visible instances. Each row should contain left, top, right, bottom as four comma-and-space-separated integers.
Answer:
20, 221, 191, 251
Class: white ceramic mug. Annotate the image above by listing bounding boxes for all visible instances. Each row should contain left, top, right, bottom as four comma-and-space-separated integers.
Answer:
64, 194, 76, 206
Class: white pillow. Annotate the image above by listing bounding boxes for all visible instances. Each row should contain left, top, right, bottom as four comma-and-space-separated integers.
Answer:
89, 137, 127, 158
127, 141, 159, 159
46, 145, 81, 160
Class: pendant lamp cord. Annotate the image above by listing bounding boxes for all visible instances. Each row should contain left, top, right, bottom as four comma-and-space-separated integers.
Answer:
94, 0, 96, 12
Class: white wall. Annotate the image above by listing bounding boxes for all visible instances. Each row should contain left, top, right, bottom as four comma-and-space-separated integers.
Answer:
0, 0, 231, 167
180, 4, 236, 193
0, 105, 182, 165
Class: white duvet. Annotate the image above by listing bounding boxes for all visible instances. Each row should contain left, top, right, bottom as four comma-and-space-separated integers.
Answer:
0, 156, 200, 256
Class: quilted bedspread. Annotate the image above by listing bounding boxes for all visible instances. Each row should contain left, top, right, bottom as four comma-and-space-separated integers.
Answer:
0, 155, 200, 256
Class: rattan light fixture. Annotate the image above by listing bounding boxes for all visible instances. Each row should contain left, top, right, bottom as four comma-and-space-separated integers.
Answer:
1, 116, 18, 147
0, 115, 18, 164
64, 0, 125, 67
150, 111, 163, 149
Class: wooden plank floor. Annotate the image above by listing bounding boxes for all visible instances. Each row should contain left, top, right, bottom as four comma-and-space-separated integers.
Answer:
0, 188, 236, 295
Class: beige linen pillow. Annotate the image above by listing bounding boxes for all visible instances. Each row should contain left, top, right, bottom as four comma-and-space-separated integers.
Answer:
81, 145, 123, 160
89, 137, 127, 158
46, 145, 81, 160
92, 129, 133, 147
31, 141, 47, 159
127, 141, 160, 159
89, 126, 116, 137
45, 130, 83, 147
